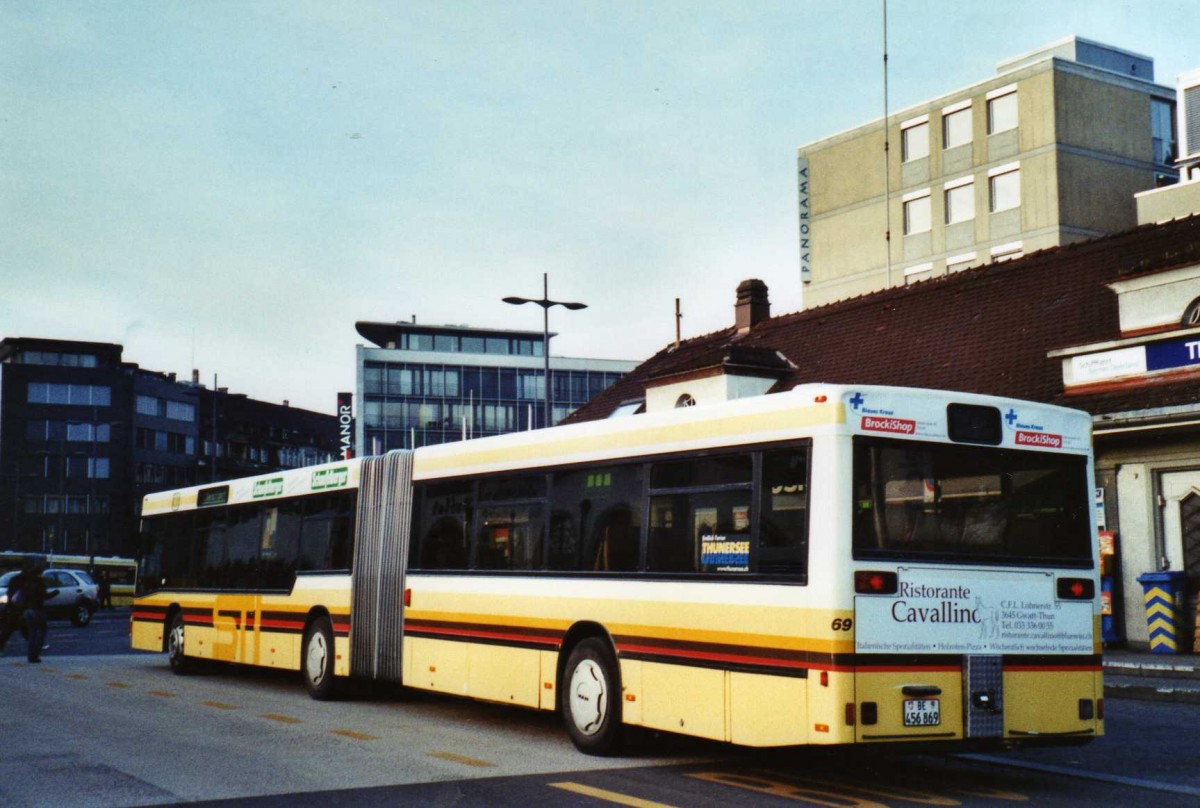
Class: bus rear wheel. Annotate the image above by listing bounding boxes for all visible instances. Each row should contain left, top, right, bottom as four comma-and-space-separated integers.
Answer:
302, 616, 337, 700
561, 638, 623, 755
166, 612, 196, 675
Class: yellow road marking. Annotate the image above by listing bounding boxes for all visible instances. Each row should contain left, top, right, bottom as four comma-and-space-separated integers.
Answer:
549, 782, 677, 808
801, 777, 960, 806
259, 713, 301, 724
331, 729, 378, 741
106, 681, 132, 689
66, 674, 88, 680
201, 700, 238, 710
428, 751, 496, 768
690, 772, 889, 807
952, 787, 1028, 801
149, 690, 176, 698
38, 667, 58, 673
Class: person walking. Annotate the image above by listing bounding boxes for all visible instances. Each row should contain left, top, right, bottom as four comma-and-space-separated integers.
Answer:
10, 563, 55, 663
98, 570, 112, 610
0, 568, 25, 655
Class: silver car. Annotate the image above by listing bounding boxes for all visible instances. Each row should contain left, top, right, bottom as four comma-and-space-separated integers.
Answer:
0, 568, 100, 627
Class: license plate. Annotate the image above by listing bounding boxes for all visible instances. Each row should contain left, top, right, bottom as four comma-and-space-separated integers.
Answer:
903, 698, 941, 727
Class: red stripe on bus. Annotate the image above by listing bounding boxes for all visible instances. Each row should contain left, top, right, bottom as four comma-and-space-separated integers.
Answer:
412, 624, 558, 647
617, 642, 811, 671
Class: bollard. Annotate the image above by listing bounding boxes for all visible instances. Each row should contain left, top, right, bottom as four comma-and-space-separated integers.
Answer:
1136, 571, 1187, 654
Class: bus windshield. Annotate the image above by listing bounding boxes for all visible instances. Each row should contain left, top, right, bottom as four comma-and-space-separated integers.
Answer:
852, 436, 1092, 567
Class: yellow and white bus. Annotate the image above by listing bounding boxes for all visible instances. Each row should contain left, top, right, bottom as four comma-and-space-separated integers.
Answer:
132, 384, 1102, 753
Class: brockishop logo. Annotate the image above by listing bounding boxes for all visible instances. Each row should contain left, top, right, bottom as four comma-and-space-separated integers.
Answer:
253, 477, 285, 498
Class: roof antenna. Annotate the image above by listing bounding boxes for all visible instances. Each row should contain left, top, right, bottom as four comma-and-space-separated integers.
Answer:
882, 0, 893, 288
675, 298, 682, 349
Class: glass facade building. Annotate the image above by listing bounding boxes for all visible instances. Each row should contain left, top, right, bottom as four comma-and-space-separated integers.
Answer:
355, 322, 636, 453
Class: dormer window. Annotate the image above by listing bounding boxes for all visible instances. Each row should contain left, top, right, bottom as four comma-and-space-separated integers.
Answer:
675, 394, 697, 408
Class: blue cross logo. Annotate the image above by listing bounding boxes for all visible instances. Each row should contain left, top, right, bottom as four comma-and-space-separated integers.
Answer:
1005, 408, 1018, 427
849, 392, 865, 411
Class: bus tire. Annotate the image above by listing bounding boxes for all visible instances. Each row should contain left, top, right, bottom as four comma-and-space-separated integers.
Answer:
302, 616, 337, 701
166, 611, 196, 675
71, 600, 93, 627
561, 638, 623, 755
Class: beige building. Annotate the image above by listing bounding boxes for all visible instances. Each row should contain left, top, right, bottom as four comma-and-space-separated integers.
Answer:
798, 37, 1178, 307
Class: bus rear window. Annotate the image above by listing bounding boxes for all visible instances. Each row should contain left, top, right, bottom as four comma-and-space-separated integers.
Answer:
852, 437, 1092, 567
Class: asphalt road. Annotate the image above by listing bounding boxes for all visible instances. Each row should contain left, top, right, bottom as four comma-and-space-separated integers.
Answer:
1, 612, 1197, 807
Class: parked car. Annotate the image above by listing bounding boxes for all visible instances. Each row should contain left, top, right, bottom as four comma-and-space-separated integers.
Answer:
0, 568, 100, 627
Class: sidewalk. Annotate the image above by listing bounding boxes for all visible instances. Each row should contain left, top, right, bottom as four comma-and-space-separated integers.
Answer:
1103, 646, 1200, 704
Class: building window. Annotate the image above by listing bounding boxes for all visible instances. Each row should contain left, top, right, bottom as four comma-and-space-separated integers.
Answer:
902, 190, 931, 235
675, 394, 697, 408
990, 241, 1024, 262
27, 383, 111, 406
944, 178, 975, 224
989, 166, 1020, 212
136, 395, 160, 416
942, 102, 972, 149
1151, 98, 1176, 165
987, 89, 1018, 134
166, 401, 195, 422
904, 263, 934, 285
901, 118, 929, 162
946, 252, 978, 273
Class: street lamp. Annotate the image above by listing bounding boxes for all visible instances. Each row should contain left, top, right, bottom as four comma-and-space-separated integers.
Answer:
503, 273, 587, 429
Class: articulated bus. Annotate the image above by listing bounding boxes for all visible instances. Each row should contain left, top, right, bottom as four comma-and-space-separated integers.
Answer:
132, 384, 1102, 753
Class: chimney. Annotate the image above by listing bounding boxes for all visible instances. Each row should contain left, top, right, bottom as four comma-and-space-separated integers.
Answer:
192, 369, 200, 384
735, 279, 770, 334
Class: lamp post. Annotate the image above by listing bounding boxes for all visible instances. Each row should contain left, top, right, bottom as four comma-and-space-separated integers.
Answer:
503, 273, 587, 429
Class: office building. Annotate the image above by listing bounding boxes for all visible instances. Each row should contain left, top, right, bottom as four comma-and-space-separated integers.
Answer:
355, 321, 637, 453
798, 37, 1178, 307
0, 337, 339, 557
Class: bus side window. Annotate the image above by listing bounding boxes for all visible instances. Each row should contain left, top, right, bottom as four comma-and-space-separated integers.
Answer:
759, 449, 809, 579
297, 492, 355, 571
549, 465, 642, 572
196, 510, 227, 588
259, 500, 302, 589
477, 503, 545, 570
648, 455, 753, 574
416, 482, 472, 570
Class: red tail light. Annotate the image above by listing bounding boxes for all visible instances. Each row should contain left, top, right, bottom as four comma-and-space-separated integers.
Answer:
1056, 578, 1095, 600
855, 570, 898, 594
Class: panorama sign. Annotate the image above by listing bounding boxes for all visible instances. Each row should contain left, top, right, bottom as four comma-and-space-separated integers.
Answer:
856, 567, 1093, 655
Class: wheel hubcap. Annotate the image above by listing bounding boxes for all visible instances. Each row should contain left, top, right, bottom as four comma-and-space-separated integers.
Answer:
568, 659, 607, 736
306, 633, 328, 685
169, 623, 184, 658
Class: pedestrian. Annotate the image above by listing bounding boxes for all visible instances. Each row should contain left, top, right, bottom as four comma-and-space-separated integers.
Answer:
98, 570, 112, 610
0, 568, 24, 655
10, 563, 56, 663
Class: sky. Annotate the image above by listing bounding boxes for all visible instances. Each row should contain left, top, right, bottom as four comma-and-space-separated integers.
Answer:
2, 1, 1195, 414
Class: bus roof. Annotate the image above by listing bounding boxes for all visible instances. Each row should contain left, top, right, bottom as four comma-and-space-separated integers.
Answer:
141, 457, 361, 516
139, 385, 1091, 512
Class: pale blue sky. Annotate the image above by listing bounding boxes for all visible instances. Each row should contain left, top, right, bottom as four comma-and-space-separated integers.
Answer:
2, 2, 1194, 413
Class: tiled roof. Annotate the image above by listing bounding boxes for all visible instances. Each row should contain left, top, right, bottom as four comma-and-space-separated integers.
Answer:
568, 214, 1200, 423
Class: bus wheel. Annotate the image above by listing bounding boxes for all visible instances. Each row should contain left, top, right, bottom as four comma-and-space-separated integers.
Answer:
561, 638, 622, 755
71, 600, 93, 627
166, 612, 195, 675
302, 616, 336, 700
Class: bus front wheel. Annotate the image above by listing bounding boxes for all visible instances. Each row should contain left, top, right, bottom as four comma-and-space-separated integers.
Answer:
166, 612, 196, 675
302, 616, 337, 700
561, 638, 623, 755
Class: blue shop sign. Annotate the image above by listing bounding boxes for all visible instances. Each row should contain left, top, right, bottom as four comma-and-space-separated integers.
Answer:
1146, 336, 1200, 373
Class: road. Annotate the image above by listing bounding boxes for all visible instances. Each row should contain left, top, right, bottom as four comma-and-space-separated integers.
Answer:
1, 611, 1197, 807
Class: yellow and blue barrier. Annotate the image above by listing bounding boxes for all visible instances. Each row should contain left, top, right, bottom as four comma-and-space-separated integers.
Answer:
1137, 571, 1187, 654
